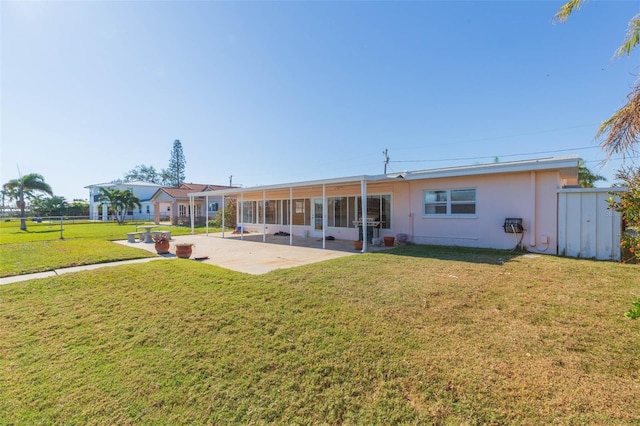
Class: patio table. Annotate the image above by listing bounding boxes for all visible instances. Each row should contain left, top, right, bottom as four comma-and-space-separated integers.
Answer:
138, 225, 158, 243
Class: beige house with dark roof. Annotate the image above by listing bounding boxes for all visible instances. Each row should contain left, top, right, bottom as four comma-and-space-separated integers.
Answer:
150, 183, 233, 225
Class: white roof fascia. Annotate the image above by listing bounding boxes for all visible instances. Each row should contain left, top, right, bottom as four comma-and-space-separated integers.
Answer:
84, 181, 161, 189
187, 174, 389, 197
401, 157, 579, 181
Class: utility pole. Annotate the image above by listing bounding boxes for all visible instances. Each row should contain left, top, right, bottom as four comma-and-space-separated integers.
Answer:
383, 149, 390, 174
229, 175, 233, 186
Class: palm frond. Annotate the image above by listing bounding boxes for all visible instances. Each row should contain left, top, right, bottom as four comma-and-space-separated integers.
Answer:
553, 0, 588, 24
616, 14, 640, 57
597, 83, 640, 160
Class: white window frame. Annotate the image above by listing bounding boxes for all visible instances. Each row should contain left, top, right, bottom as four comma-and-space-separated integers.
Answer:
423, 188, 476, 217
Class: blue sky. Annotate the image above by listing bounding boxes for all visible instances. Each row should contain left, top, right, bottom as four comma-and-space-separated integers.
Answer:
2, 0, 639, 201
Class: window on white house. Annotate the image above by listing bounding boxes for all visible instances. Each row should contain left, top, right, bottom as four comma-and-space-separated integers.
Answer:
424, 189, 476, 216
209, 202, 219, 212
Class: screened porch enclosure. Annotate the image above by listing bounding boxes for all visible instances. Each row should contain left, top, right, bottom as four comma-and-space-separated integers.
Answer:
239, 195, 391, 230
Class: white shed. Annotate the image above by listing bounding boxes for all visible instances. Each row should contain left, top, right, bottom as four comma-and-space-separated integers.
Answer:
557, 188, 626, 261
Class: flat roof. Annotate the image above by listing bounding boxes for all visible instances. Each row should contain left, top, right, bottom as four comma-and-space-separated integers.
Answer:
188, 156, 580, 197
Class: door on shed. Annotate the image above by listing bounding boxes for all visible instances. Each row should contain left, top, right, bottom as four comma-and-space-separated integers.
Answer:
557, 190, 622, 261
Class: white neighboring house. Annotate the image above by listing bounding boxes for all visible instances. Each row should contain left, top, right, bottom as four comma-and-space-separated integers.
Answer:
85, 181, 162, 221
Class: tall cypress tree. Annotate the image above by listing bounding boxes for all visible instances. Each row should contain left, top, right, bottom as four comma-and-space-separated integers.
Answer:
167, 139, 186, 187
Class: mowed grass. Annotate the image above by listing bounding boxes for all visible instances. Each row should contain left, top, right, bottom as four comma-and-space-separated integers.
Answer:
1, 247, 639, 424
0, 220, 214, 277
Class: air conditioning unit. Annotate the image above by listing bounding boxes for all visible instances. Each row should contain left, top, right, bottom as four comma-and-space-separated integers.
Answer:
503, 218, 524, 233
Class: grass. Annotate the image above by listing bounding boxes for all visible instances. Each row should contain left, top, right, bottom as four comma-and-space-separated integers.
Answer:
0, 220, 219, 277
1, 246, 639, 424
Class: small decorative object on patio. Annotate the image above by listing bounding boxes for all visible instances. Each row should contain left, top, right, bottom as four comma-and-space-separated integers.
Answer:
153, 233, 170, 254
383, 236, 395, 247
354, 240, 363, 251
175, 243, 193, 259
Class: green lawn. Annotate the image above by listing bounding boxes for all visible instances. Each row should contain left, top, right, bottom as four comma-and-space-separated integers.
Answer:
0, 220, 219, 277
1, 245, 639, 424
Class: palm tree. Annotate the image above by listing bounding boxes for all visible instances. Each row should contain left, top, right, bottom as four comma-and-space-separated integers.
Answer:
578, 159, 607, 188
98, 187, 141, 225
3, 173, 53, 231
555, 1, 640, 159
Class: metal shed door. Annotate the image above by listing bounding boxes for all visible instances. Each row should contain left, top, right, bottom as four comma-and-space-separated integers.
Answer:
557, 189, 623, 261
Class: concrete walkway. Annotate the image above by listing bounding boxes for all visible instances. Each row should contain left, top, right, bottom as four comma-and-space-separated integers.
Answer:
0, 257, 167, 286
2, 233, 385, 285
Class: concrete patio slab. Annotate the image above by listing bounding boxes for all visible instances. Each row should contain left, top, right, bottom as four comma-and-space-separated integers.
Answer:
115, 232, 387, 274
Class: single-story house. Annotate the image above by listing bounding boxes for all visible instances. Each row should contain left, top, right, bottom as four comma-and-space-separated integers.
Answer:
85, 181, 162, 221
150, 183, 234, 226
186, 157, 607, 255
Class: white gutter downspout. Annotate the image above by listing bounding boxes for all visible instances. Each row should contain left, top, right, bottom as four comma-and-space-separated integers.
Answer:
221, 195, 225, 239
322, 184, 326, 249
289, 187, 293, 246
190, 196, 195, 234
530, 171, 536, 247
262, 190, 266, 243
361, 179, 367, 253
205, 195, 209, 236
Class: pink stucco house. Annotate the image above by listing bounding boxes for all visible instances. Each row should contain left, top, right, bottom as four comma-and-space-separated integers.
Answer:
187, 157, 581, 254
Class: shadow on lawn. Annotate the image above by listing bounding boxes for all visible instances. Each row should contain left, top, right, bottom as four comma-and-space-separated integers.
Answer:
381, 244, 524, 266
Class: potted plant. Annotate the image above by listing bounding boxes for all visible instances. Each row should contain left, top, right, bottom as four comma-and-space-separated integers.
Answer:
354, 240, 363, 251
153, 233, 170, 254
175, 243, 194, 259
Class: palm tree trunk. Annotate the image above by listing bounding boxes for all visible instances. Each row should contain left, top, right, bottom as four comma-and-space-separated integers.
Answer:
18, 190, 27, 231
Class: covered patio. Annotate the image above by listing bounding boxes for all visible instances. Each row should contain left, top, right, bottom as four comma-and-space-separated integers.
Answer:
187, 174, 402, 253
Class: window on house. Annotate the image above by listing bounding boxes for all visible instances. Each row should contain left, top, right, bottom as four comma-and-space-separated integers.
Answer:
146, 206, 150, 214
424, 189, 476, 216
242, 201, 254, 223
264, 200, 278, 224
179, 204, 187, 217
326, 195, 391, 229
209, 202, 219, 212
292, 199, 310, 226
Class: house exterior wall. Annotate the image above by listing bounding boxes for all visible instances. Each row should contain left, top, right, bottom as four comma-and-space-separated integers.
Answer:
394, 169, 562, 253
235, 170, 564, 253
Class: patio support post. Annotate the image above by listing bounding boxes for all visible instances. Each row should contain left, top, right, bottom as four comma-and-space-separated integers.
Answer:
361, 179, 367, 253
289, 187, 293, 246
190, 196, 195, 234
205, 195, 209, 236
240, 192, 244, 241
262, 190, 266, 243
322, 184, 326, 249
221, 195, 225, 238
